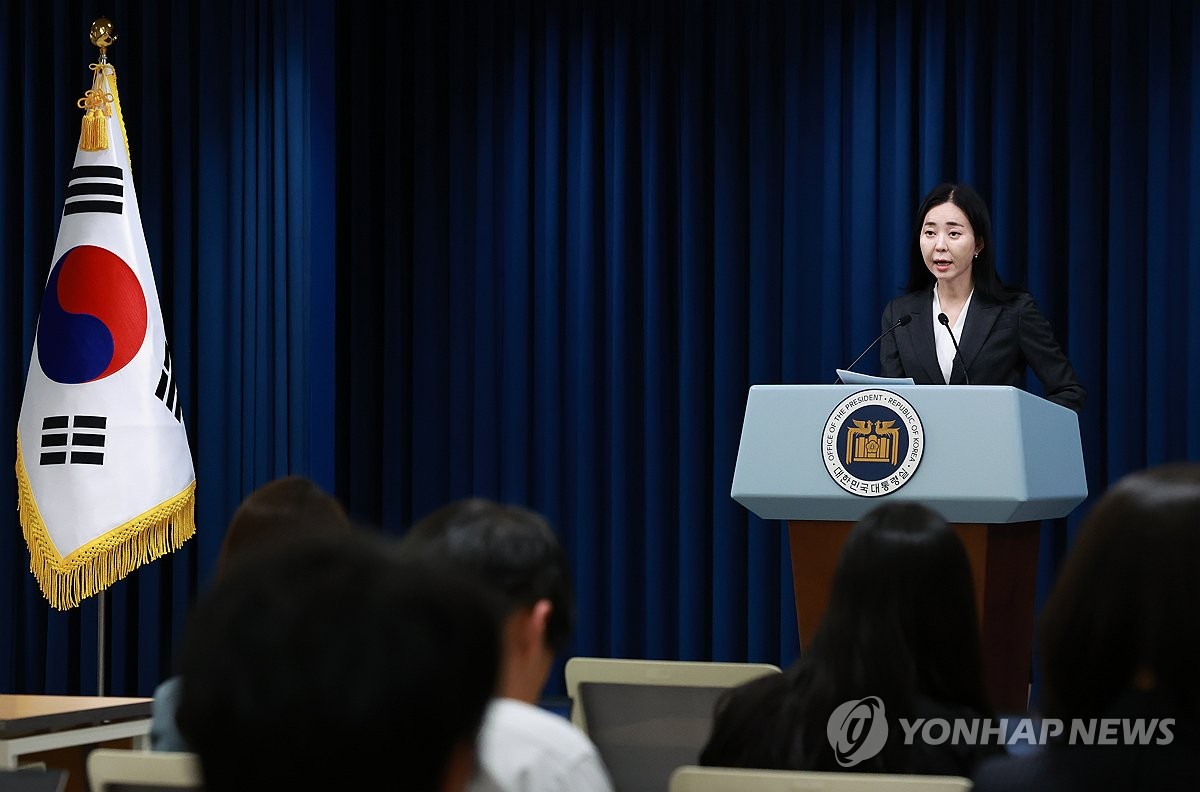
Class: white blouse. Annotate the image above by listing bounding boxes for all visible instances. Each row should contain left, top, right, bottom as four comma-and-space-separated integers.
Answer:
931, 284, 973, 384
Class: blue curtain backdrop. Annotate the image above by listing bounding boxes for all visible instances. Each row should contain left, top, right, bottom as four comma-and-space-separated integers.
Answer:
333, 0, 1200, 683
0, 0, 335, 693
4, 0, 1200, 698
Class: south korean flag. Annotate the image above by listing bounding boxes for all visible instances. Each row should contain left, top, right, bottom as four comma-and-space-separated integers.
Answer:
16, 61, 196, 610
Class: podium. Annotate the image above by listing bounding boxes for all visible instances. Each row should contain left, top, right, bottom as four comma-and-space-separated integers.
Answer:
731, 384, 1087, 713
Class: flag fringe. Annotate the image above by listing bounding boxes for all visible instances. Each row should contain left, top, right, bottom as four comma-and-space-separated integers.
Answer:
16, 435, 197, 611
105, 64, 133, 165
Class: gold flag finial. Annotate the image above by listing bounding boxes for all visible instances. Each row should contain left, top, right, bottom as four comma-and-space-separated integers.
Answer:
90, 17, 117, 61
79, 18, 117, 151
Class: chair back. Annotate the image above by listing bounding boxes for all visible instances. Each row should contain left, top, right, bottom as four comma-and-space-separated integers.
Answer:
669, 766, 973, 792
564, 657, 781, 792
86, 749, 203, 792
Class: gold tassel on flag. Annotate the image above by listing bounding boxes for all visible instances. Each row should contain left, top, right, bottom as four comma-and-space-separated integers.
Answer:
78, 67, 113, 152
78, 20, 118, 152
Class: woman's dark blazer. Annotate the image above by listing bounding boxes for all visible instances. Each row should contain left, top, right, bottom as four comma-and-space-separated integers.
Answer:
879, 289, 1085, 413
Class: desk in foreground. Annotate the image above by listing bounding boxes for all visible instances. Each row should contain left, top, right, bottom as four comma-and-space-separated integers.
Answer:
0, 695, 152, 770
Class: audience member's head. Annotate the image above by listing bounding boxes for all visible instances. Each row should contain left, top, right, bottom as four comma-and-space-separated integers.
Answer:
149, 476, 353, 754
176, 530, 500, 792
214, 475, 352, 575
400, 497, 572, 703
818, 500, 987, 716
1038, 462, 1200, 722
701, 501, 989, 774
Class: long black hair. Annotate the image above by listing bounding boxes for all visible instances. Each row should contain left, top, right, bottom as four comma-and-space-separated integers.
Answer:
700, 502, 989, 772
905, 182, 1019, 304
1039, 463, 1200, 722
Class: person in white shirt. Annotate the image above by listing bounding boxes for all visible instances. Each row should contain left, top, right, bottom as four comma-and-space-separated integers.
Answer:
401, 498, 614, 792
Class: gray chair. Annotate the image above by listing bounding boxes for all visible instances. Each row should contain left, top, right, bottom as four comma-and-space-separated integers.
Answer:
565, 657, 781, 792
669, 766, 973, 792
86, 749, 202, 792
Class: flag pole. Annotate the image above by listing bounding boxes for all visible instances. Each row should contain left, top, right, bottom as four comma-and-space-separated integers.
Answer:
97, 591, 106, 695
87, 17, 116, 699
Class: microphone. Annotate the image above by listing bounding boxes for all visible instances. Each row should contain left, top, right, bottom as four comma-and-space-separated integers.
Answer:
835, 314, 912, 383
937, 313, 971, 385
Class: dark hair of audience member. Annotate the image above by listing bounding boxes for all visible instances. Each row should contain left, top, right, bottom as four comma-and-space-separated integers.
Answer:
175, 531, 500, 792
1038, 463, 1200, 722
700, 501, 989, 773
401, 497, 573, 652
213, 474, 352, 575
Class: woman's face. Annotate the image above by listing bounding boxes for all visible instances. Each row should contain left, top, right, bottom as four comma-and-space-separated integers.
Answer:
920, 201, 982, 290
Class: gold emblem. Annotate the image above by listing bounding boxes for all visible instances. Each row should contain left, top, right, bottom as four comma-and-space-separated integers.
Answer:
844, 420, 899, 465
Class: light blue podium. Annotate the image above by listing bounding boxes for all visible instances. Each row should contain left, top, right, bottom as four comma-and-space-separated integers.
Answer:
731, 384, 1087, 712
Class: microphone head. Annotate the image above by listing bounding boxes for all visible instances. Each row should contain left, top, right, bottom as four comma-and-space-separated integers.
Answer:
898, 314, 912, 327
937, 312, 950, 326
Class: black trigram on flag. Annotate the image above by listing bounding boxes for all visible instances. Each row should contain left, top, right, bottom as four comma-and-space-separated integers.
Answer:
156, 346, 182, 422
40, 415, 107, 466
63, 165, 124, 216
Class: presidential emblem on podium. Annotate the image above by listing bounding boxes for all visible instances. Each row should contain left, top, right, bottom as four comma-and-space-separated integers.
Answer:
822, 389, 924, 497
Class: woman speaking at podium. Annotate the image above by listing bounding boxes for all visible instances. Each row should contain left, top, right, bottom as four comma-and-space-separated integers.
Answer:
879, 183, 1085, 413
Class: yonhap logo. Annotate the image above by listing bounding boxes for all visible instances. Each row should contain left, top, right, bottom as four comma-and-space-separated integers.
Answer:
827, 696, 889, 767
828, 695, 1175, 759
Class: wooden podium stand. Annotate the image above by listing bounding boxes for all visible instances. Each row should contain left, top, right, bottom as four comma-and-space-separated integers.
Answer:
732, 385, 1086, 714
